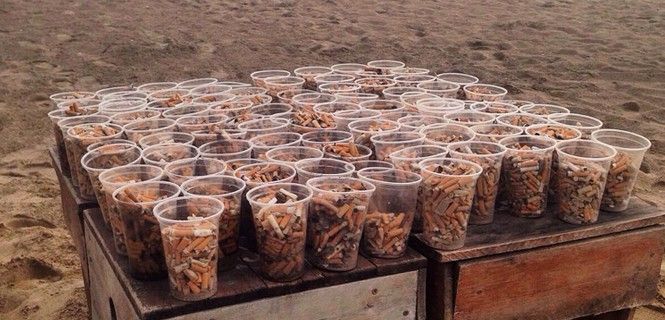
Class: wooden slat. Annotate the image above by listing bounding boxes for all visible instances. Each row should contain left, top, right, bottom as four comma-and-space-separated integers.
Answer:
411, 198, 665, 263
363, 247, 428, 276
453, 226, 665, 320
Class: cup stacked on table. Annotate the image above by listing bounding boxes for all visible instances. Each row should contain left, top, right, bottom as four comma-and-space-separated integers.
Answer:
47, 60, 651, 300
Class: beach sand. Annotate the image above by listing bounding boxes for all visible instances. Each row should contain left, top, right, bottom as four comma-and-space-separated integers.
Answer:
0, 0, 663, 318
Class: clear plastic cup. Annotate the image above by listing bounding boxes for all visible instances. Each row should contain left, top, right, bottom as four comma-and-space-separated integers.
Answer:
188, 84, 231, 98
265, 146, 324, 168
449, 142, 507, 225
323, 143, 373, 162
496, 113, 548, 128
147, 88, 192, 106
48, 108, 100, 175
312, 102, 361, 116
348, 119, 401, 150
357, 169, 422, 258
176, 78, 218, 90
222, 87, 269, 103
355, 78, 396, 97
382, 110, 419, 122
110, 109, 162, 125
397, 115, 446, 132
225, 113, 263, 127
548, 113, 603, 139
274, 111, 336, 134
191, 93, 234, 105
87, 139, 136, 152
99, 100, 146, 116
67, 123, 124, 199
294, 66, 333, 90
330, 63, 367, 77
56, 98, 102, 112
190, 123, 247, 147
382, 87, 426, 101
199, 139, 252, 161
57, 115, 111, 181
525, 124, 582, 141
138, 132, 195, 148
225, 158, 264, 173
420, 123, 476, 147
301, 130, 352, 150
554, 140, 616, 224
291, 92, 337, 112
137, 82, 178, 94
181, 175, 246, 271
123, 118, 176, 143
81, 144, 142, 223
263, 76, 305, 97
250, 103, 293, 118
217, 81, 251, 89
417, 80, 460, 98
418, 158, 482, 250
334, 92, 379, 104
174, 114, 226, 134
591, 129, 651, 212
331, 109, 381, 131
521, 103, 570, 116
164, 157, 227, 185
371, 132, 426, 161
313, 74, 356, 89
98, 165, 164, 255
141, 143, 199, 168
276, 88, 316, 105
112, 181, 181, 279
470, 101, 519, 115
400, 92, 440, 112
105, 91, 148, 101
499, 135, 557, 218
463, 84, 507, 101
444, 111, 496, 127
319, 82, 361, 95
435, 73, 479, 99
154, 196, 222, 301
250, 70, 291, 88
393, 74, 437, 88
366, 60, 405, 74
471, 124, 523, 143
249, 132, 302, 159
306, 177, 375, 271
234, 162, 298, 190
359, 99, 405, 114
206, 99, 254, 118
351, 160, 394, 175
246, 183, 313, 281
161, 104, 210, 120
50, 91, 96, 107
390, 67, 431, 76
295, 158, 355, 183
416, 97, 465, 117
95, 86, 136, 99
237, 118, 290, 139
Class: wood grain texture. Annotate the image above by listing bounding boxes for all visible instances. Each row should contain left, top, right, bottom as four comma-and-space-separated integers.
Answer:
453, 226, 665, 320
411, 198, 665, 262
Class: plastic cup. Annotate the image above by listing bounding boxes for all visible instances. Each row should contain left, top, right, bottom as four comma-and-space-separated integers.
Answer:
354, 78, 396, 97
470, 101, 519, 115
359, 99, 405, 114
313, 102, 361, 116
137, 82, 178, 94
471, 124, 523, 143
106, 91, 148, 100
250, 103, 293, 118
141, 143, 199, 168
357, 169, 421, 258
318, 82, 361, 95
154, 196, 222, 301
390, 67, 430, 76
112, 181, 181, 279
110, 109, 162, 125
56, 98, 102, 112
138, 132, 194, 149
249, 132, 302, 159
393, 74, 437, 88
225, 158, 264, 173
463, 84, 507, 101
525, 124, 582, 141
191, 93, 234, 105
99, 100, 146, 116
217, 81, 252, 89
174, 114, 226, 134
306, 177, 375, 271
548, 113, 603, 139
246, 183, 313, 281
418, 158, 482, 250
591, 129, 651, 212
496, 113, 548, 128
449, 142, 507, 225
87, 139, 135, 152
191, 123, 247, 147
181, 176, 246, 271
250, 70, 291, 88
351, 160, 394, 174
123, 118, 176, 143
435, 73, 479, 99
397, 115, 446, 132
188, 84, 231, 98
416, 98, 465, 117
50, 91, 96, 107
95, 86, 136, 99
301, 130, 352, 150
348, 119, 401, 150
371, 132, 426, 161
265, 146, 324, 168
276, 88, 316, 105
67, 123, 124, 199
274, 111, 336, 134
417, 80, 460, 98
294, 66, 333, 90
57, 115, 111, 180
521, 103, 570, 116
331, 109, 381, 131
263, 76, 305, 97
313, 74, 356, 89
146, 89, 192, 109
499, 135, 557, 218
333, 92, 379, 104
323, 143, 373, 162
206, 99, 254, 118
554, 140, 616, 224
48, 108, 100, 175
164, 157, 227, 185
420, 123, 476, 147
366, 60, 405, 74
81, 144, 142, 223
444, 111, 496, 127
295, 158, 355, 184
382, 87, 426, 101
161, 104, 210, 120
331, 63, 367, 76
237, 118, 290, 139
291, 92, 337, 112
199, 139, 252, 161
398, 92, 438, 112
176, 77, 218, 90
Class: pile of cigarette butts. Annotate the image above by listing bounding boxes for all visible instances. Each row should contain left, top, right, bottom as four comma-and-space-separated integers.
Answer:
48, 59, 651, 301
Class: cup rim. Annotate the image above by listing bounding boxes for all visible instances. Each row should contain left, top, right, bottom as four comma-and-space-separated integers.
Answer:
547, 113, 603, 129
418, 157, 484, 177
555, 139, 617, 162
265, 146, 325, 163
448, 141, 508, 158
138, 131, 195, 148
112, 180, 181, 205
590, 129, 651, 151
306, 176, 377, 195
250, 69, 291, 80
164, 157, 228, 181
153, 195, 224, 224
524, 123, 583, 140
81, 144, 142, 172
233, 162, 298, 185
180, 175, 247, 198
245, 182, 314, 208
498, 135, 557, 151
357, 168, 422, 186
98, 164, 164, 187
388, 144, 449, 161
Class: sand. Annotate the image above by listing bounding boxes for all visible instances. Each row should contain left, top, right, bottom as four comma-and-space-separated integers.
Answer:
0, 0, 663, 318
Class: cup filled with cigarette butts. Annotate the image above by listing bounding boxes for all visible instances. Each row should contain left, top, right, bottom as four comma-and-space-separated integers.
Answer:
418, 158, 482, 250
154, 196, 224, 301
555, 140, 616, 224
357, 169, 422, 258
246, 183, 313, 281
499, 135, 557, 218
295, 158, 355, 184
306, 177, 375, 271
591, 129, 651, 212
113, 181, 181, 280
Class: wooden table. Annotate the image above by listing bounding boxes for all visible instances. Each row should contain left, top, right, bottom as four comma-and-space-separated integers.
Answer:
411, 200, 665, 320
83, 207, 427, 320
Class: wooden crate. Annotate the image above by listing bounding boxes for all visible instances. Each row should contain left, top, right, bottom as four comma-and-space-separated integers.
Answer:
411, 199, 665, 320
83, 208, 428, 320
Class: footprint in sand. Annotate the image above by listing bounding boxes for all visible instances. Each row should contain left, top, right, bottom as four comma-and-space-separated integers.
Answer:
0, 292, 25, 313
0, 257, 63, 286
5, 214, 56, 229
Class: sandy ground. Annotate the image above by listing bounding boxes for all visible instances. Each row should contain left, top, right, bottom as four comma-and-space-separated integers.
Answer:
0, 0, 664, 319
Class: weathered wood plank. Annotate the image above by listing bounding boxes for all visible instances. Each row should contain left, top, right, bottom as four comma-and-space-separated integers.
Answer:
453, 226, 665, 320
411, 198, 665, 262
363, 247, 428, 276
